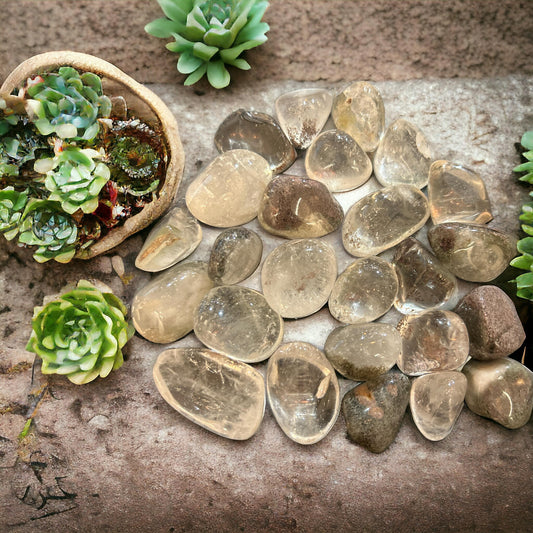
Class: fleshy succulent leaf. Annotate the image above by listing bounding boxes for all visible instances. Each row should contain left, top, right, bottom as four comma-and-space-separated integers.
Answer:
184, 63, 208, 85
145, 17, 186, 38
207, 60, 231, 89
178, 51, 205, 74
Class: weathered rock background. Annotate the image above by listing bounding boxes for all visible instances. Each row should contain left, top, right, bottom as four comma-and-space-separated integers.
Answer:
1, 1, 532, 532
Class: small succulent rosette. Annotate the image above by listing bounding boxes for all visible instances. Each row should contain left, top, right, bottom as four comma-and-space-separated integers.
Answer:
26, 280, 135, 384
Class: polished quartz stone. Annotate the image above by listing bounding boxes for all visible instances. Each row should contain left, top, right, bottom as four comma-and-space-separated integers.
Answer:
342, 371, 411, 453
194, 285, 284, 364
393, 237, 458, 314
332, 81, 385, 153
261, 239, 337, 318
427, 222, 517, 282
135, 204, 202, 272
258, 174, 344, 239
304, 129, 372, 192
342, 185, 429, 257
153, 347, 265, 440
463, 358, 533, 429
185, 149, 272, 228
267, 342, 340, 445
410, 371, 467, 441
454, 285, 526, 360
428, 160, 492, 224
132, 261, 214, 343
208, 227, 263, 285
374, 119, 433, 189
214, 109, 297, 173
275, 88, 333, 150
324, 323, 401, 381
328, 256, 398, 324
397, 310, 469, 376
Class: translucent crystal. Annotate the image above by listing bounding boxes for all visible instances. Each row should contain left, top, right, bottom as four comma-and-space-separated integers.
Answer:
153, 347, 265, 440
428, 160, 492, 224
131, 261, 214, 343
328, 256, 398, 324
342, 185, 429, 257
275, 88, 333, 150
267, 342, 340, 445
410, 371, 467, 441
194, 286, 284, 363
332, 81, 385, 153
324, 323, 401, 381
258, 174, 344, 239
374, 119, 433, 189
397, 310, 469, 376
135, 204, 202, 272
305, 129, 372, 192
261, 239, 337, 318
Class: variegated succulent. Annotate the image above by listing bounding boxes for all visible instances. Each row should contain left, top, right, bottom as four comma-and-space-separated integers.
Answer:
0, 188, 28, 240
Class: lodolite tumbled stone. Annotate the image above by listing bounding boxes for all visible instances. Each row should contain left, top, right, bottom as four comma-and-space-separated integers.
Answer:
454, 285, 526, 360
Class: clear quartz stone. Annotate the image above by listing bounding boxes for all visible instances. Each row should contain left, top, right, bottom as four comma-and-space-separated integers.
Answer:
153, 347, 265, 440
305, 129, 372, 192
267, 342, 340, 445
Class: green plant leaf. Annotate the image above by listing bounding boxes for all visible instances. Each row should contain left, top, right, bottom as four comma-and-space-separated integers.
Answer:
177, 51, 204, 74
516, 271, 533, 289
192, 41, 219, 61
513, 161, 533, 173
207, 60, 230, 89
236, 21, 269, 43
518, 172, 533, 183
167, 33, 195, 53
184, 63, 208, 86
510, 253, 533, 271
517, 236, 533, 255
156, 0, 192, 23
522, 224, 533, 235
225, 58, 251, 70
521, 130, 533, 150
220, 38, 266, 62
203, 27, 234, 48
145, 17, 185, 38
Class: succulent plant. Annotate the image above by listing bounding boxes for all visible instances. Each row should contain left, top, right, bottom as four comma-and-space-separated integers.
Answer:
26, 280, 134, 384
145, 0, 270, 89
0, 187, 28, 240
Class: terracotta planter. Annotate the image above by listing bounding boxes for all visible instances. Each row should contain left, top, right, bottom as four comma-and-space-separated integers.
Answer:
1, 51, 184, 259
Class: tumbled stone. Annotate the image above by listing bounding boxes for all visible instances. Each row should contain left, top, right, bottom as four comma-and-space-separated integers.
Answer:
258, 174, 344, 239
275, 88, 333, 150
132, 261, 214, 343
374, 119, 433, 189
214, 109, 296, 173
153, 347, 265, 440
410, 371, 467, 441
393, 237, 458, 314
342, 371, 411, 453
267, 342, 340, 445
397, 310, 469, 376
454, 285, 526, 360
304, 129, 372, 192
194, 286, 284, 364
261, 239, 337, 318
135, 204, 202, 272
342, 185, 429, 257
185, 149, 272, 228
328, 256, 398, 324
427, 222, 517, 282
324, 323, 401, 381
332, 81, 385, 153
208, 227, 263, 285
428, 160, 492, 224
463, 358, 533, 429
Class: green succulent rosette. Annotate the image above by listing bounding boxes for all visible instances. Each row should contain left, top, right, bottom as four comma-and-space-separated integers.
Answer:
146, 0, 269, 89
0, 187, 28, 240
26, 280, 135, 384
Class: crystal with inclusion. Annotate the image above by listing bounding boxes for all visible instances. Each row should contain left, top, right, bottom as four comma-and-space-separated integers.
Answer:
427, 222, 517, 282
428, 160, 492, 224
208, 227, 263, 285
342, 185, 429, 257
462, 358, 533, 429
267, 342, 340, 445
332, 81, 385, 153
261, 239, 337, 318
275, 88, 333, 150
214, 109, 297, 173
153, 347, 265, 440
410, 371, 467, 441
185, 149, 272, 228
374, 119, 433, 189
324, 323, 401, 381
135, 205, 202, 272
258, 174, 344, 239
194, 286, 284, 364
305, 129, 372, 192
328, 256, 398, 324
131, 261, 214, 343
397, 310, 469, 376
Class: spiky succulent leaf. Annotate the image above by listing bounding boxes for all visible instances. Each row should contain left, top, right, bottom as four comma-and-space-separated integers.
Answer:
0, 187, 28, 240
